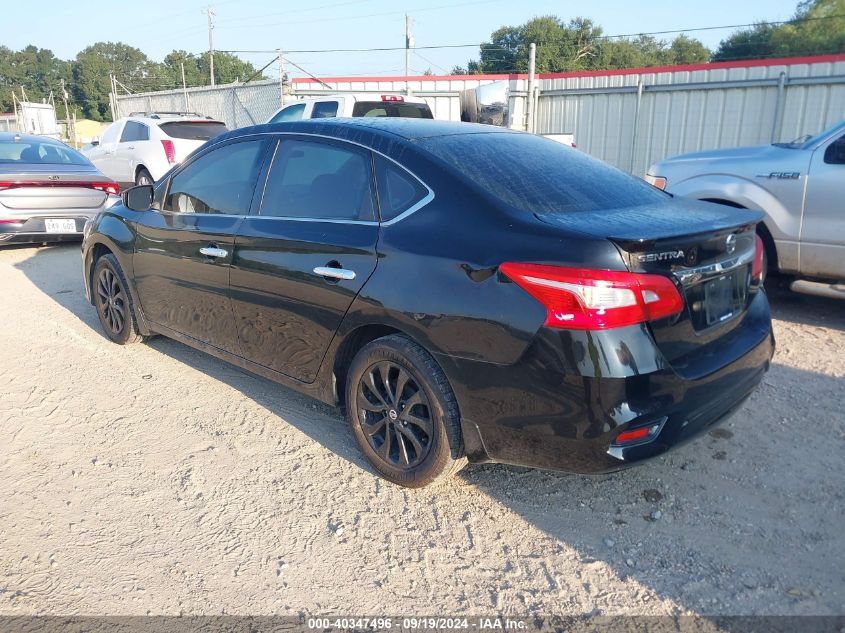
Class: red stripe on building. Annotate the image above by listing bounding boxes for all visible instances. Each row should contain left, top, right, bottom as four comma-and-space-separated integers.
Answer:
290, 53, 845, 84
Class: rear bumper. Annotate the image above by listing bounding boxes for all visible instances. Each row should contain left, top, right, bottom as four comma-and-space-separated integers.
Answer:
438, 290, 774, 474
0, 213, 98, 244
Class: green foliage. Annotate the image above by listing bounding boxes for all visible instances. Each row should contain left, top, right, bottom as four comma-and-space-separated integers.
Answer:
0, 42, 265, 122
713, 0, 845, 60
458, 15, 711, 74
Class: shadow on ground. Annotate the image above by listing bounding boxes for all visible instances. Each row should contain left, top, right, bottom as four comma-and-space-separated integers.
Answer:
11, 243, 845, 617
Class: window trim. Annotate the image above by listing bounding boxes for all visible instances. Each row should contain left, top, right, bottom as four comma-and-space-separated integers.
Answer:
248, 132, 433, 226
160, 136, 272, 217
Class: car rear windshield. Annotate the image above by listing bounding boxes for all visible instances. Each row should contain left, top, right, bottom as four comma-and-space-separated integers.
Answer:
158, 121, 228, 140
419, 132, 667, 214
351, 102, 434, 119
0, 140, 91, 166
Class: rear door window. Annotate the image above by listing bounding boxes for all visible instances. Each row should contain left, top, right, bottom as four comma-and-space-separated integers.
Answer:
260, 138, 375, 221
120, 121, 149, 142
158, 121, 228, 140
351, 102, 433, 119
164, 140, 266, 214
269, 103, 306, 123
374, 155, 429, 221
311, 101, 339, 118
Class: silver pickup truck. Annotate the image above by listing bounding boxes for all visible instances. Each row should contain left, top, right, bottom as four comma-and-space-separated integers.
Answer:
646, 120, 845, 300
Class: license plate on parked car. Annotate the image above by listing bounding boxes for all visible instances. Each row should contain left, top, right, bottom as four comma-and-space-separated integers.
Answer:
44, 219, 78, 233
703, 272, 744, 326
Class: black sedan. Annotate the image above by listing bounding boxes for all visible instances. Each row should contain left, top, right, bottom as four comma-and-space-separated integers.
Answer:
82, 118, 774, 487
1, 132, 119, 245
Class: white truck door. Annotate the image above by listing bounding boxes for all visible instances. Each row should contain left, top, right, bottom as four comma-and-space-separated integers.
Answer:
801, 132, 845, 279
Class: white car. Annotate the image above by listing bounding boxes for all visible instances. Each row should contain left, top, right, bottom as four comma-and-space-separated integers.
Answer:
82, 113, 228, 188
267, 94, 434, 123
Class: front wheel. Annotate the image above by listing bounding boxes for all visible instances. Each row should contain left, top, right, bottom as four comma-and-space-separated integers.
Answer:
345, 335, 467, 487
93, 254, 144, 345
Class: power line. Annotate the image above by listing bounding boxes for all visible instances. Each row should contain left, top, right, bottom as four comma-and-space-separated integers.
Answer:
217, 13, 845, 55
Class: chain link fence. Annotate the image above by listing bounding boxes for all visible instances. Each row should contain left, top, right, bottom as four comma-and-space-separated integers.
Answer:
115, 79, 282, 129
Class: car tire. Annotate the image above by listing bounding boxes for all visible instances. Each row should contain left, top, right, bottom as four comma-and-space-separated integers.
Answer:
135, 168, 153, 186
92, 254, 144, 345
345, 334, 467, 487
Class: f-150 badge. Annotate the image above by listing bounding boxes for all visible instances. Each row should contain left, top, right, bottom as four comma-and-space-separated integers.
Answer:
755, 171, 800, 179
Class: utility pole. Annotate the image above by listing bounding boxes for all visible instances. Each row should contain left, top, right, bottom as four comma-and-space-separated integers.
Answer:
108, 74, 116, 121
204, 6, 216, 87
526, 42, 536, 133
60, 78, 70, 141
181, 62, 189, 112
277, 49, 286, 106
404, 14, 413, 80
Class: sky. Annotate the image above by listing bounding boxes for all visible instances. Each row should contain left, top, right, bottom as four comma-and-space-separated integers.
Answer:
2, 0, 804, 84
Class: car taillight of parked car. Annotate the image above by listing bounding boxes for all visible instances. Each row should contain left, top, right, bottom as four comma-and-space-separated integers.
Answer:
752, 234, 765, 285
0, 180, 119, 195
161, 140, 176, 164
499, 263, 684, 330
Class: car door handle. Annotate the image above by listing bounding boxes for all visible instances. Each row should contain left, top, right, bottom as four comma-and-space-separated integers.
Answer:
199, 246, 228, 258
313, 266, 356, 280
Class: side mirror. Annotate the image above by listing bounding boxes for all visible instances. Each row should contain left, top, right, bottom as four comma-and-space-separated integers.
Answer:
91, 140, 100, 147
122, 185, 154, 211
824, 137, 845, 165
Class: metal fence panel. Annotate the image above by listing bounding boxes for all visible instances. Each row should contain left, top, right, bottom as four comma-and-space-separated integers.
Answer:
536, 57, 845, 175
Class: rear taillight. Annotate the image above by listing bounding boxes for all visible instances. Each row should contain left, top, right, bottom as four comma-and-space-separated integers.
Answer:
499, 263, 684, 330
0, 180, 118, 195
751, 234, 765, 285
91, 182, 120, 196
161, 140, 176, 164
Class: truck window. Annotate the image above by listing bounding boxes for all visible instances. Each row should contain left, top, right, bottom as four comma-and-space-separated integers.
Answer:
269, 103, 306, 123
311, 101, 339, 118
351, 102, 433, 119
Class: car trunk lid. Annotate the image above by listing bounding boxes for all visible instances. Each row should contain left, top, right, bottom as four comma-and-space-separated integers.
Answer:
535, 199, 764, 368
0, 166, 112, 210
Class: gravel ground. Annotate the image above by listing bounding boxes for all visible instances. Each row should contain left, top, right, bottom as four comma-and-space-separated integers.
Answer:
0, 243, 843, 617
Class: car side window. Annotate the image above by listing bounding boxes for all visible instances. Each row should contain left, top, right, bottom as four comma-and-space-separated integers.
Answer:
260, 139, 375, 221
270, 103, 306, 123
374, 155, 429, 221
120, 121, 148, 143
823, 135, 845, 165
163, 140, 266, 215
311, 101, 339, 119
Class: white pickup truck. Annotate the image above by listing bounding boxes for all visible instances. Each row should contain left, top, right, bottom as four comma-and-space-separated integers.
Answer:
646, 120, 845, 300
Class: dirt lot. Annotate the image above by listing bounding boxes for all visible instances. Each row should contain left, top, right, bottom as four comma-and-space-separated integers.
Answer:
0, 243, 843, 617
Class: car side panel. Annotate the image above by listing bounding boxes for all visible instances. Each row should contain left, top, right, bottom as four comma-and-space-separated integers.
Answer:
800, 139, 845, 279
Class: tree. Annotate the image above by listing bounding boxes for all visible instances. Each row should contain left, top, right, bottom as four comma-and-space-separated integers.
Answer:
457, 15, 711, 75
72, 42, 157, 121
0, 46, 70, 115
713, 0, 845, 60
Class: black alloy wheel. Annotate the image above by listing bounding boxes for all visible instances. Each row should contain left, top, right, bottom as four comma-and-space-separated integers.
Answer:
92, 254, 144, 345
96, 266, 127, 336
345, 334, 466, 487
357, 361, 433, 469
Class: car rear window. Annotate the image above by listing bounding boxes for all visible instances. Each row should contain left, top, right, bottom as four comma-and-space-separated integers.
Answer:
0, 140, 91, 166
158, 121, 228, 140
419, 132, 667, 214
351, 102, 433, 119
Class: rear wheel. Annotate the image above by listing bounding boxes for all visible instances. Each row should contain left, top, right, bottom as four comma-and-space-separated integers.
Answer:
135, 168, 153, 186
345, 335, 466, 487
93, 254, 144, 345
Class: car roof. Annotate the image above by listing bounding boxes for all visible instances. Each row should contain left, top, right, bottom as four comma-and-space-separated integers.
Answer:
288, 93, 429, 104
121, 112, 224, 123
0, 132, 66, 146
217, 118, 519, 150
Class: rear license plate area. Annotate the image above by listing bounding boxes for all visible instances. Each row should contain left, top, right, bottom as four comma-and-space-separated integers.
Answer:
44, 219, 78, 233
689, 269, 747, 330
